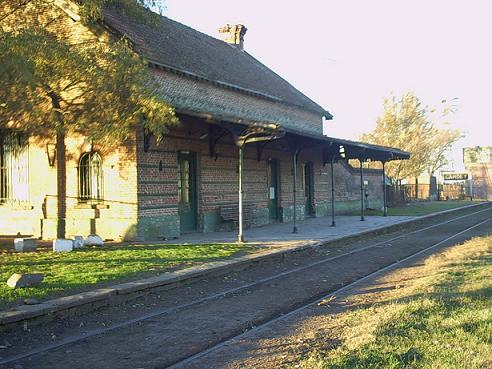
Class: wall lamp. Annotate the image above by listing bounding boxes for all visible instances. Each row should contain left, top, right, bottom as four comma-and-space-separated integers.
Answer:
339, 145, 346, 159
46, 143, 56, 167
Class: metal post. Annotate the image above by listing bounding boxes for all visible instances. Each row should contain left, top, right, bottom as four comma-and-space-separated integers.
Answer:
330, 158, 336, 227
360, 160, 365, 221
469, 175, 473, 200
238, 146, 245, 242
382, 161, 387, 216
292, 151, 298, 233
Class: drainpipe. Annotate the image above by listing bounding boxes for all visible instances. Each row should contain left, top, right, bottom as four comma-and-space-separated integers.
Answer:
238, 146, 245, 243
360, 160, 365, 221
292, 150, 299, 233
382, 161, 387, 216
331, 157, 336, 227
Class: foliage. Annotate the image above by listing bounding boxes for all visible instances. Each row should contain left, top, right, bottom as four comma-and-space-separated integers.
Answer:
0, 0, 177, 237
426, 100, 463, 176
0, 0, 166, 25
0, 243, 247, 308
360, 92, 462, 181
463, 147, 492, 165
0, 1, 177, 144
77, 0, 166, 24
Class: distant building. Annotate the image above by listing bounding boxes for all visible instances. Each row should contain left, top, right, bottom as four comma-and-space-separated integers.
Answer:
463, 147, 492, 200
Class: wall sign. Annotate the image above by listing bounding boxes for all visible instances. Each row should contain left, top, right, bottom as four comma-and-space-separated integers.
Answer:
443, 173, 469, 181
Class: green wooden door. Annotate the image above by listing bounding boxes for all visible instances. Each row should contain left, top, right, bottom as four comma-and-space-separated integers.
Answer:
178, 152, 197, 233
267, 160, 279, 220
304, 162, 315, 216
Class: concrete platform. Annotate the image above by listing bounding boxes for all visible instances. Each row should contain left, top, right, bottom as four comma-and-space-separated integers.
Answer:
172, 215, 416, 244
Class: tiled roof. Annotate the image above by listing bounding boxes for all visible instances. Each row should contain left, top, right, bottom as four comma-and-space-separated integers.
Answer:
102, 8, 331, 117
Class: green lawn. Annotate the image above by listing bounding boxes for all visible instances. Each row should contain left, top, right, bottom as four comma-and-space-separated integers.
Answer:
364, 200, 476, 216
300, 236, 492, 369
0, 243, 248, 308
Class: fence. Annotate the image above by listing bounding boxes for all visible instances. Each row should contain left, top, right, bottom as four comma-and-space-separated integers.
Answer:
438, 183, 471, 201
386, 183, 470, 205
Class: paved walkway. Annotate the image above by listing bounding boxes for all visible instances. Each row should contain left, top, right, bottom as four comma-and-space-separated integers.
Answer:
169, 215, 416, 244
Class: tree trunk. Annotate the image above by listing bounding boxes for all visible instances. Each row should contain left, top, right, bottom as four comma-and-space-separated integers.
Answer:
49, 91, 67, 239
56, 130, 66, 239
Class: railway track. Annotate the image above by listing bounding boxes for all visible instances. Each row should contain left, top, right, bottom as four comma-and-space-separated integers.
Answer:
168, 214, 492, 369
1, 204, 491, 369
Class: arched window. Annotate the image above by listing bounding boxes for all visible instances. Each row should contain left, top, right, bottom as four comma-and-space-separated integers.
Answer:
0, 132, 29, 203
78, 152, 103, 202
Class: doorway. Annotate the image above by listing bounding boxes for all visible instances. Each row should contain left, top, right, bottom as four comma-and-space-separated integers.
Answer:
178, 151, 197, 233
267, 159, 279, 221
303, 162, 315, 217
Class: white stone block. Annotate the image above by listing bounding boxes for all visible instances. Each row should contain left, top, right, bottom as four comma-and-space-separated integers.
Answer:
73, 236, 84, 249
53, 239, 73, 252
14, 238, 38, 252
7, 273, 44, 288
84, 234, 104, 247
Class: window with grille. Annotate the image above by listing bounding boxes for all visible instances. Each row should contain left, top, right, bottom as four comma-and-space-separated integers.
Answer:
78, 152, 103, 202
0, 132, 29, 203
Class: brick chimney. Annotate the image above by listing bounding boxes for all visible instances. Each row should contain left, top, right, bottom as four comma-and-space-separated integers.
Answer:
218, 24, 247, 50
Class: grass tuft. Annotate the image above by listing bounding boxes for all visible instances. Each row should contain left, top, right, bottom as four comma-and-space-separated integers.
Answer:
300, 236, 492, 369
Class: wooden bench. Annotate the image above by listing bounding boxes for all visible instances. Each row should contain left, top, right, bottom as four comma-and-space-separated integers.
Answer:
220, 203, 256, 228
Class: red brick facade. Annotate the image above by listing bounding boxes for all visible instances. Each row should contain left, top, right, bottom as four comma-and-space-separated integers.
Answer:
0, 1, 387, 241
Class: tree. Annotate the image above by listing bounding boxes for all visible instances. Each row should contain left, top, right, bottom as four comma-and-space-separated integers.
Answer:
1, 0, 166, 25
360, 92, 462, 183
0, 1, 178, 237
425, 99, 462, 176
425, 125, 462, 177
78, 0, 166, 23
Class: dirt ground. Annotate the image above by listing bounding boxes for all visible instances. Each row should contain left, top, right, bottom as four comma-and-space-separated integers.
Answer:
180, 223, 491, 369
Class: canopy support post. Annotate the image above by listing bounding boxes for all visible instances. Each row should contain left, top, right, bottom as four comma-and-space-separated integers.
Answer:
382, 161, 388, 217
238, 145, 245, 243
360, 160, 365, 221
331, 157, 336, 227
292, 150, 299, 233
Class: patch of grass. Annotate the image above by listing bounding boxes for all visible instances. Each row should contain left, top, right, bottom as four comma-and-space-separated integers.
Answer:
300, 236, 492, 369
363, 200, 476, 216
0, 243, 248, 308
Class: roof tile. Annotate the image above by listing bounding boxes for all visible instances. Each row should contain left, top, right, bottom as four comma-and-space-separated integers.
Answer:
102, 8, 329, 115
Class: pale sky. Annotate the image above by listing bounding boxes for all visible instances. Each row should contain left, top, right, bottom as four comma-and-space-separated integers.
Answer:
165, 0, 492, 170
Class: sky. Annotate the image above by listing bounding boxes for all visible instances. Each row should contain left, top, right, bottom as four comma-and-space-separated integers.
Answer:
165, 0, 492, 170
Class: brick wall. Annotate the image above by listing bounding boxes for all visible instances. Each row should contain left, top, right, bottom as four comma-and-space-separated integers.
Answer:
0, 1, 385, 240
0, 132, 139, 240
0, 1, 140, 240
0, 116, 385, 241
134, 115, 385, 240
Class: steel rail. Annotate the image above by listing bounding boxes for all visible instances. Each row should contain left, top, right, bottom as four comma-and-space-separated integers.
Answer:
168, 216, 492, 369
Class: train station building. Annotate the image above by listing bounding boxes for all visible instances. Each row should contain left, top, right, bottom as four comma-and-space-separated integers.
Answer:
0, 3, 409, 241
